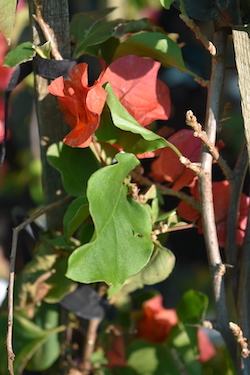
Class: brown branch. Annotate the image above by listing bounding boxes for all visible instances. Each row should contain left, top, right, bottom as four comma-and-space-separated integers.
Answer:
32, 0, 63, 60
199, 26, 237, 365
80, 318, 102, 375
185, 110, 233, 180
7, 195, 72, 375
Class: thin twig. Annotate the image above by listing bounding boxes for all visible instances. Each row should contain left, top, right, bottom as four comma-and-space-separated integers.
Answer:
32, 0, 63, 60
7, 195, 72, 375
130, 170, 201, 211
185, 110, 233, 180
199, 26, 237, 365
179, 0, 216, 55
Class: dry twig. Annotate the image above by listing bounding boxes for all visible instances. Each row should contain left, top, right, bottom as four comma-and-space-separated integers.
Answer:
229, 322, 250, 358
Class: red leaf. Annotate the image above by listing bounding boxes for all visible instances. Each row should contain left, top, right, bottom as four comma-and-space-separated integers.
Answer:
48, 63, 107, 147
100, 55, 171, 126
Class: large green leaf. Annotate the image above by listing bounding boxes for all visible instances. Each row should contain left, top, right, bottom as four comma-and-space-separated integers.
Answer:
4, 41, 35, 68
47, 142, 100, 197
0, 0, 17, 43
66, 153, 154, 286
96, 84, 178, 155
127, 339, 180, 375
113, 32, 200, 79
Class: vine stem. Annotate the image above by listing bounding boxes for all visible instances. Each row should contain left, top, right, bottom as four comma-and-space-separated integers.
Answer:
199, 25, 237, 366
7, 195, 72, 375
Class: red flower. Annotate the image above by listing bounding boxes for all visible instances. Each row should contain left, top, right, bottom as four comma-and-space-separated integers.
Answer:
136, 295, 178, 343
100, 55, 171, 127
48, 63, 107, 147
150, 130, 202, 190
136, 295, 215, 362
178, 179, 250, 247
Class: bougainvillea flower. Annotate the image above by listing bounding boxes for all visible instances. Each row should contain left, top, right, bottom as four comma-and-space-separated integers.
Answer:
48, 63, 107, 147
136, 295, 178, 343
136, 295, 215, 362
150, 130, 202, 190
100, 55, 171, 127
178, 179, 250, 247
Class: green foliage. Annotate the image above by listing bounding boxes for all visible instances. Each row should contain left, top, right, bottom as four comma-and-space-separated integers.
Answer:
66, 153, 154, 286
47, 142, 100, 197
113, 32, 201, 80
0, 306, 64, 375
0, 0, 17, 43
127, 339, 180, 375
99, 84, 170, 154
63, 196, 89, 240
3, 41, 35, 67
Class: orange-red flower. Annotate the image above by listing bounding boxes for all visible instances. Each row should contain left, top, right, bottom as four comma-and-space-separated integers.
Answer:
150, 130, 202, 190
48, 63, 107, 147
177, 178, 250, 247
136, 295, 216, 362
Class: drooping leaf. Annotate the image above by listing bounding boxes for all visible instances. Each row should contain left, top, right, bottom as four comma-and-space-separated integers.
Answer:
63, 196, 89, 239
4, 41, 35, 68
127, 339, 180, 375
47, 142, 100, 196
110, 245, 175, 295
0, 0, 17, 44
66, 153, 154, 286
98, 83, 176, 155
113, 32, 200, 79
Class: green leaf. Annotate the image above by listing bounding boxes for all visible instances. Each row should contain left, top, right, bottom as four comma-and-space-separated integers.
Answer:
0, 0, 17, 43
159, 0, 175, 9
127, 339, 180, 375
168, 323, 202, 375
63, 196, 89, 239
177, 289, 208, 323
99, 83, 176, 155
4, 41, 35, 67
113, 32, 200, 79
66, 153, 154, 286
47, 142, 100, 197
111, 245, 175, 295
34, 41, 51, 59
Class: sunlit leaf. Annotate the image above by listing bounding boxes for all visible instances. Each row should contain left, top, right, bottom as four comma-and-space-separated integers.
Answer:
4, 41, 35, 68
0, 0, 17, 44
159, 0, 175, 9
66, 153, 154, 286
